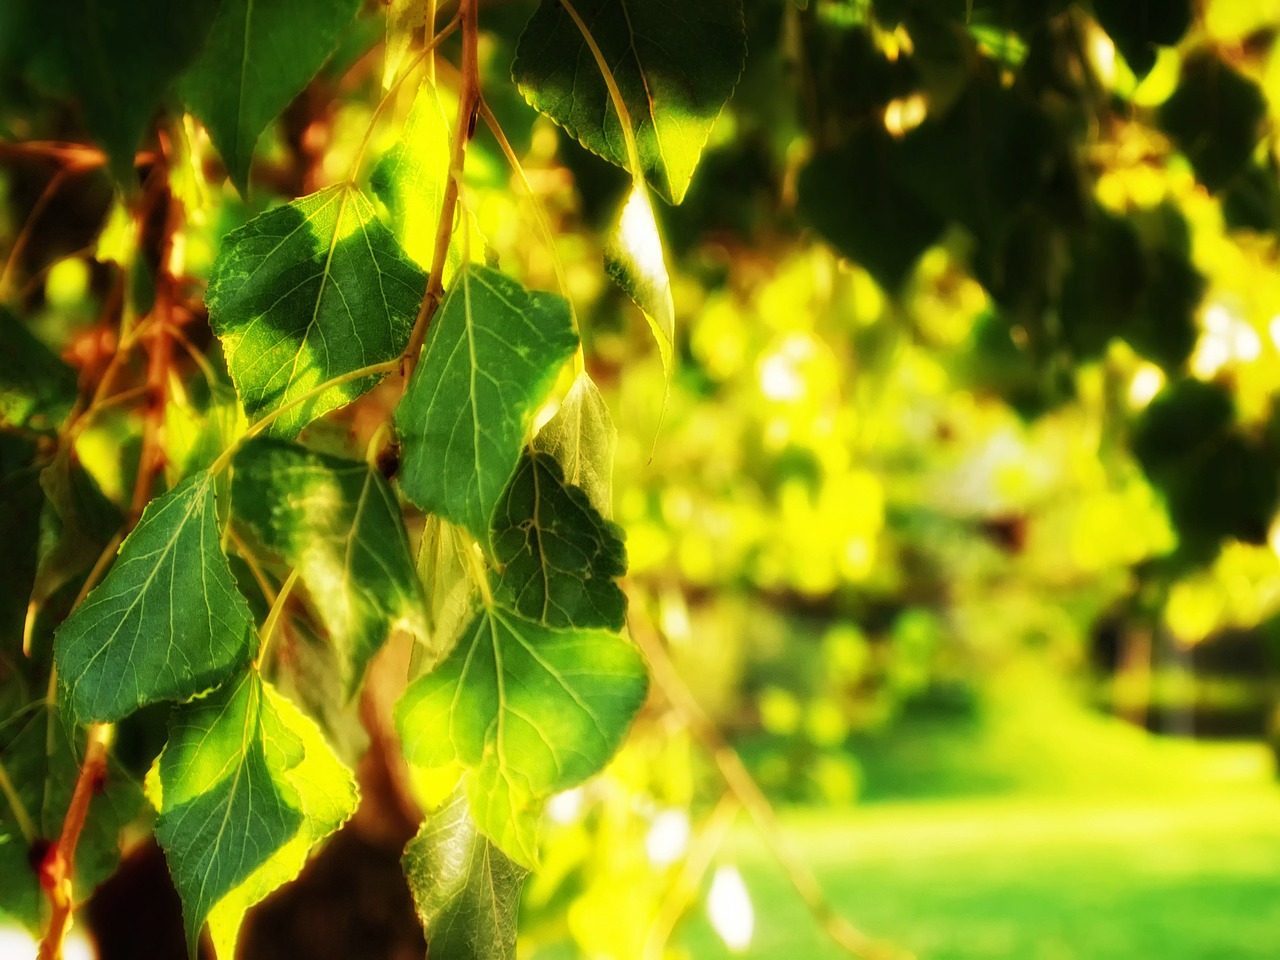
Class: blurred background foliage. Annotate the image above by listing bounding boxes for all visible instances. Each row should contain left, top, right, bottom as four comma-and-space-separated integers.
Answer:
7, 0, 1280, 957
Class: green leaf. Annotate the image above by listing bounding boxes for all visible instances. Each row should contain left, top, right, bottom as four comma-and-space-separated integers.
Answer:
231, 437, 427, 695
180, 0, 360, 195
798, 126, 945, 292
395, 605, 648, 866
55, 0, 220, 182
0, 436, 43, 650
152, 670, 357, 958
0, 707, 144, 932
0, 307, 77, 434
605, 180, 675, 378
395, 265, 578, 548
33, 450, 123, 610
491, 451, 626, 631
532, 371, 617, 518
512, 0, 747, 205
54, 470, 255, 724
417, 515, 478, 665
1092, 0, 1191, 77
207, 183, 427, 439
383, 0, 426, 89
1159, 51, 1266, 193
371, 78, 454, 275
403, 789, 528, 960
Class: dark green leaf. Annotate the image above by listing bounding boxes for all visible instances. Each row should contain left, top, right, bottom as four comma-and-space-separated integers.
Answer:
396, 604, 648, 866
417, 516, 478, 665
798, 125, 945, 292
0, 307, 77, 434
0, 436, 43, 651
55, 0, 220, 182
54, 470, 255, 724
180, 0, 359, 195
512, 0, 747, 205
1159, 52, 1266, 193
404, 789, 528, 960
395, 265, 578, 549
491, 451, 626, 632
231, 437, 427, 695
207, 184, 427, 439
532, 370, 616, 518
152, 670, 357, 958
1092, 0, 1191, 77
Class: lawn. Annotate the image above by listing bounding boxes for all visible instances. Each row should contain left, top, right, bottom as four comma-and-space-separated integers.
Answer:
678, 778, 1280, 959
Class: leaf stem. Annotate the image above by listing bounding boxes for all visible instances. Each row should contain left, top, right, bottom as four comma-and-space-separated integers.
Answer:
348, 13, 461, 179
256, 568, 300, 665
207, 358, 401, 477
557, 0, 644, 184
402, 0, 481, 378
0, 756, 37, 843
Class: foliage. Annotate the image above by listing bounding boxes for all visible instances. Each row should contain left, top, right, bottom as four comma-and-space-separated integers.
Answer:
3, 0, 1280, 958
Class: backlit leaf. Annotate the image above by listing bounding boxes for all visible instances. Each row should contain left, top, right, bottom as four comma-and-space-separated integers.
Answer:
231, 437, 428, 695
371, 78, 453, 274
533, 371, 617, 518
403, 789, 528, 960
180, 0, 360, 195
383, 0, 426, 90
395, 605, 648, 867
395, 265, 578, 548
152, 670, 357, 958
605, 180, 675, 378
207, 184, 427, 439
417, 515, 478, 664
512, 0, 747, 205
491, 451, 627, 631
54, 470, 255, 725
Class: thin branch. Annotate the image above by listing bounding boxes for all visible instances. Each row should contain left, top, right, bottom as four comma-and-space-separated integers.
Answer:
256, 568, 300, 665
0, 756, 38, 843
206, 357, 401, 477
401, 0, 481, 378
0, 167, 72, 299
36, 724, 109, 960
625, 590, 912, 960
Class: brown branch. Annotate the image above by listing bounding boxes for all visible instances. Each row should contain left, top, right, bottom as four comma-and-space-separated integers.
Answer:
38, 148, 185, 960
401, 0, 480, 379
625, 589, 914, 960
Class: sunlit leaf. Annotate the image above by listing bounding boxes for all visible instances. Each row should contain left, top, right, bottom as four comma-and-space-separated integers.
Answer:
383, 0, 426, 90
371, 78, 454, 275
395, 265, 578, 549
0, 307, 77, 434
395, 605, 648, 867
231, 437, 428, 695
54, 470, 255, 725
512, 0, 747, 205
533, 370, 616, 518
605, 180, 675, 378
403, 788, 528, 960
491, 450, 627, 631
180, 0, 359, 195
207, 184, 427, 439
152, 670, 357, 958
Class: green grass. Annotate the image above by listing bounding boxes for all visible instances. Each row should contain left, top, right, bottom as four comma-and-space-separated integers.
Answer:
678, 790, 1280, 959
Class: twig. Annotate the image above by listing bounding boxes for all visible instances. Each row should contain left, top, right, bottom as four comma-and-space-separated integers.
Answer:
0, 167, 71, 299
36, 724, 109, 960
401, 0, 480, 378
625, 590, 912, 960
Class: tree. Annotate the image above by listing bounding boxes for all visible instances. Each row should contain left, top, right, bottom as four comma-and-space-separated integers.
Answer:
3, 1, 1280, 958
